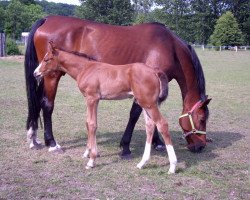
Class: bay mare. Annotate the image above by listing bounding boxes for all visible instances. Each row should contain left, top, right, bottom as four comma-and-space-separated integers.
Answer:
25, 15, 211, 155
33, 42, 177, 173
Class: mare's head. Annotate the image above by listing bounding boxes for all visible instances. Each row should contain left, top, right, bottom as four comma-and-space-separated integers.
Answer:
33, 41, 59, 79
179, 97, 211, 152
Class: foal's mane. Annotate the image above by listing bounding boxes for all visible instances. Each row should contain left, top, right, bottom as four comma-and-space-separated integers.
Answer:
56, 47, 97, 61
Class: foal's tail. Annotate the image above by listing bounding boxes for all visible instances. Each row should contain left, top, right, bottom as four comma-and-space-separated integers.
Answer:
24, 18, 46, 130
156, 70, 168, 104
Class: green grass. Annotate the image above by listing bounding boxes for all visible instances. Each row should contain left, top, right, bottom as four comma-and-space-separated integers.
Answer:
0, 51, 249, 199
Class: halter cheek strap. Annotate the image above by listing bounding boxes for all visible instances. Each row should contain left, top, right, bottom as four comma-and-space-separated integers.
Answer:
179, 100, 206, 138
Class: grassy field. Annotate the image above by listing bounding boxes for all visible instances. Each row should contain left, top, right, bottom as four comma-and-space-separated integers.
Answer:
0, 50, 249, 200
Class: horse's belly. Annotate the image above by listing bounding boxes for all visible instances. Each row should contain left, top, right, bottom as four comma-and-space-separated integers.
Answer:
100, 91, 134, 100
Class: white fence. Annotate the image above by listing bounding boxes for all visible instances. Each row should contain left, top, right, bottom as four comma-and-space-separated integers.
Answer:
192, 44, 250, 52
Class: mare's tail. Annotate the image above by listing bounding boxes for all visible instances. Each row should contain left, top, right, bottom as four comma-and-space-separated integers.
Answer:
156, 70, 168, 104
24, 18, 46, 130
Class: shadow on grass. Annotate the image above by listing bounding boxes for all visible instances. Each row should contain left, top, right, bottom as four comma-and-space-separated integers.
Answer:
60, 130, 244, 169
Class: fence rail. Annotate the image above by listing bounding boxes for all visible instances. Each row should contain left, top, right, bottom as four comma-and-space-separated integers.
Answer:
192, 44, 250, 52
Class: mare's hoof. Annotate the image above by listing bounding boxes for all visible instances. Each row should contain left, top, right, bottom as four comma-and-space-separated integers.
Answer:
119, 151, 132, 160
48, 144, 64, 153
29, 142, 43, 150
154, 144, 166, 151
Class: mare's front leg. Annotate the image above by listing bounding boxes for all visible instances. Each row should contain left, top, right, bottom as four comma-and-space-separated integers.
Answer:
42, 73, 63, 152
84, 96, 99, 169
120, 102, 142, 157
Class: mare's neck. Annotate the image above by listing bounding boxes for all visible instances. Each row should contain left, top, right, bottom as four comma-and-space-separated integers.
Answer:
176, 65, 201, 114
57, 51, 89, 80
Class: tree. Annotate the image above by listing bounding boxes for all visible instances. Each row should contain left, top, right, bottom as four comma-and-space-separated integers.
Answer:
132, 0, 155, 24
75, 0, 134, 25
0, 6, 5, 32
152, 0, 193, 41
209, 11, 244, 46
4, 0, 45, 39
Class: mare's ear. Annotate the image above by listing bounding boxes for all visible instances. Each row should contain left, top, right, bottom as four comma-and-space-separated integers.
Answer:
200, 96, 212, 108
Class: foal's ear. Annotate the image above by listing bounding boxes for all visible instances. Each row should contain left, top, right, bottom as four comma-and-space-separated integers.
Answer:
49, 40, 56, 50
48, 41, 57, 55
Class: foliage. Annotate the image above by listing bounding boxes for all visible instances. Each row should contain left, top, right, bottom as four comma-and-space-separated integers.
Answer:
4, 0, 45, 40
75, 0, 134, 25
37, 0, 76, 16
6, 37, 21, 55
209, 11, 244, 46
0, 6, 5, 32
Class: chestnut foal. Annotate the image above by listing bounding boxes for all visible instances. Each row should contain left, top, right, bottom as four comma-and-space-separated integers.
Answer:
34, 42, 177, 174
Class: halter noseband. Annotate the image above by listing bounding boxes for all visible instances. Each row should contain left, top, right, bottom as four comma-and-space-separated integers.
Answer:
179, 100, 206, 138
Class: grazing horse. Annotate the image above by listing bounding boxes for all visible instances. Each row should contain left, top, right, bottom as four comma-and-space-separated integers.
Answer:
25, 15, 211, 155
33, 42, 177, 173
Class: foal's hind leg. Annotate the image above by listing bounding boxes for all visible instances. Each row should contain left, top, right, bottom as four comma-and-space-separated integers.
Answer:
137, 110, 155, 169
144, 106, 177, 174
85, 96, 99, 169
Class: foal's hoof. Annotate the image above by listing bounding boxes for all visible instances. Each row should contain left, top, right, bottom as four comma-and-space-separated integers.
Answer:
167, 170, 175, 175
48, 144, 64, 153
154, 144, 166, 151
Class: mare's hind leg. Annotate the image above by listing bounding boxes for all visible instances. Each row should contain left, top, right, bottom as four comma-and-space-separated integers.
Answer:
137, 110, 155, 169
42, 74, 63, 152
144, 106, 177, 174
85, 96, 99, 169
27, 124, 42, 149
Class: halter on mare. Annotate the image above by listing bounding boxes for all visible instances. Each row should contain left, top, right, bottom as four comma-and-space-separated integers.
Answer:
179, 100, 206, 138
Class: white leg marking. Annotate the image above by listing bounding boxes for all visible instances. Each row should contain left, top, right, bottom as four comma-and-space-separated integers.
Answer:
48, 143, 62, 152
27, 127, 42, 149
137, 142, 151, 169
166, 145, 177, 174
82, 149, 90, 158
86, 158, 95, 169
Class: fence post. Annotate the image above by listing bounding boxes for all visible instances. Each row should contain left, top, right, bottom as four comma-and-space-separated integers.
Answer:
0, 33, 6, 57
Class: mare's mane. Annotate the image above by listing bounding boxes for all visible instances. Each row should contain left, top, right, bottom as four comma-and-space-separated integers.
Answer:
187, 44, 209, 119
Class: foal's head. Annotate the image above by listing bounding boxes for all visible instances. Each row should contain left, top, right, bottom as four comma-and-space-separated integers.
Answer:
33, 41, 59, 79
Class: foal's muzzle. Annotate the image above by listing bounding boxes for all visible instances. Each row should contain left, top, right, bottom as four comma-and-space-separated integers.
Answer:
33, 72, 43, 84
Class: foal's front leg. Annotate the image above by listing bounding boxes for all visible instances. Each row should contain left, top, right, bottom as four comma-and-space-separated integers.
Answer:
84, 96, 99, 169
